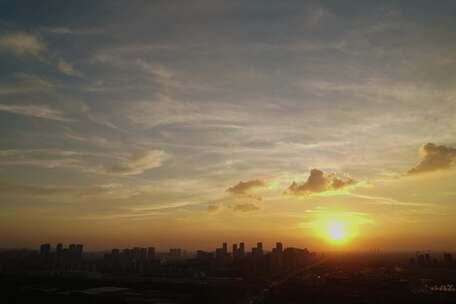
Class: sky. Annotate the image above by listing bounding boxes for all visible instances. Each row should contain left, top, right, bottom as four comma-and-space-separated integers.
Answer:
0, 0, 456, 251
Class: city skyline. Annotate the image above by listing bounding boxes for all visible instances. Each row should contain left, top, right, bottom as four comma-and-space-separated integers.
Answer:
1, 1, 456, 252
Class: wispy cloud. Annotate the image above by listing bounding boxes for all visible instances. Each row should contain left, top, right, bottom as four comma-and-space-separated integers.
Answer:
95, 150, 171, 176
0, 182, 138, 200
57, 58, 82, 76
0, 32, 45, 56
0, 73, 54, 95
0, 149, 169, 176
0, 31, 81, 76
40, 26, 104, 35
0, 103, 72, 121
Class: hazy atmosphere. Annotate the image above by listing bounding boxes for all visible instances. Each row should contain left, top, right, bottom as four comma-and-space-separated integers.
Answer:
1, 0, 456, 251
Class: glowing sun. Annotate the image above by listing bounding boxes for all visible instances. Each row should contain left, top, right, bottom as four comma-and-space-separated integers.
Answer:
327, 221, 347, 242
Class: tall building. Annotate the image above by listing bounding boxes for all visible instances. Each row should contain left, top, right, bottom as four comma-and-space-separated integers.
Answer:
257, 242, 263, 256
76, 244, 83, 259
276, 242, 283, 253
169, 248, 182, 258
148, 247, 155, 260
40, 243, 51, 256
239, 242, 245, 257
232, 243, 238, 258
222, 242, 227, 254
56, 243, 63, 258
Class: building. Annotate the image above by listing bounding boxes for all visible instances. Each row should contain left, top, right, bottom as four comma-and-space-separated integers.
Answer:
40, 243, 51, 257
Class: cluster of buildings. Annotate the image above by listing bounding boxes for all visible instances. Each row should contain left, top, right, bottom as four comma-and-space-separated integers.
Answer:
410, 252, 454, 267
195, 242, 313, 276
102, 246, 157, 273
98, 241, 314, 276
39, 243, 84, 270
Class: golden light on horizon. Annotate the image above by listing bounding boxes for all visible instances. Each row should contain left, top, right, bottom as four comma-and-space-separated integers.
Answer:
310, 211, 369, 247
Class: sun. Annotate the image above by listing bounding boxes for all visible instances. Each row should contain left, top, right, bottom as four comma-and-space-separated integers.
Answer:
326, 221, 347, 243
309, 211, 370, 247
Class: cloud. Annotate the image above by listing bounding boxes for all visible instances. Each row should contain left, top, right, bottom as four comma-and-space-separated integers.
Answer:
0, 183, 72, 196
57, 58, 82, 76
100, 150, 170, 176
285, 169, 358, 196
0, 158, 82, 169
0, 32, 45, 56
0, 148, 168, 176
0, 182, 137, 199
305, 5, 333, 28
207, 180, 265, 214
207, 202, 223, 213
41, 26, 104, 35
0, 32, 80, 76
0, 73, 54, 95
226, 179, 266, 195
208, 200, 260, 213
228, 201, 260, 212
0, 103, 71, 121
128, 94, 248, 128
407, 143, 456, 175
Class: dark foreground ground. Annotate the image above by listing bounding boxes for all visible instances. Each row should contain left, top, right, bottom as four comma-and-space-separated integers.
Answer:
2, 251, 456, 303
2, 264, 456, 304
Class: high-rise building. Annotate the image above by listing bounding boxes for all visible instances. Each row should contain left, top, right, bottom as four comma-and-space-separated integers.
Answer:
222, 242, 227, 254
239, 242, 245, 257
56, 243, 63, 258
40, 243, 51, 256
257, 242, 263, 255
169, 248, 182, 258
232, 243, 238, 258
76, 244, 83, 259
147, 247, 155, 260
276, 242, 283, 253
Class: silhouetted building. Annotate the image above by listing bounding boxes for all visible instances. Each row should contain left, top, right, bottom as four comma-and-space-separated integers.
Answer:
276, 242, 283, 253
40, 243, 51, 257
444, 252, 453, 265
148, 247, 155, 260
239, 242, 245, 257
232, 243, 238, 258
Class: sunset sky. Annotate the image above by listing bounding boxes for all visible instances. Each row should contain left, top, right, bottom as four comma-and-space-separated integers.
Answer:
1, 1, 456, 251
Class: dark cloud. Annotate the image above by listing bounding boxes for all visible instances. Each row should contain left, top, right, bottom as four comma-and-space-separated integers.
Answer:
228, 201, 260, 212
226, 179, 266, 195
207, 203, 222, 213
408, 143, 456, 175
285, 168, 357, 196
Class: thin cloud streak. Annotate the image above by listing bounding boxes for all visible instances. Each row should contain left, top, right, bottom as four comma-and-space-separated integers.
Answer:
0, 103, 72, 121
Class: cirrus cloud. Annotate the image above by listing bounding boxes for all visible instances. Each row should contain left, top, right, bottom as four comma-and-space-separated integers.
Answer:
0, 103, 72, 121
99, 150, 170, 176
